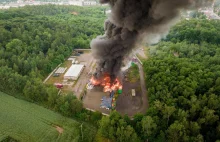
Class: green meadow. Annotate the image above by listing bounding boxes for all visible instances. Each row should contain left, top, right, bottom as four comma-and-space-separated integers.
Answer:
0, 92, 96, 142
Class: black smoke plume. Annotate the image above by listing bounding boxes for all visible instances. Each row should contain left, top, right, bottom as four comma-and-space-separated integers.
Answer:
91, 0, 213, 80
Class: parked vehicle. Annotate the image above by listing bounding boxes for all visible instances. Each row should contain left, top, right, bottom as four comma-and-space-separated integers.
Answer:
54, 83, 63, 89
53, 73, 60, 77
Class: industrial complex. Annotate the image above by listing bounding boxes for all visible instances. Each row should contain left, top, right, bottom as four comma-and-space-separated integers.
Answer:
44, 49, 147, 116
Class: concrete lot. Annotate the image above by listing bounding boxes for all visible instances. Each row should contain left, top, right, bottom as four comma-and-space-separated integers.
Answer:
73, 51, 96, 98
115, 69, 144, 117
83, 67, 146, 116
83, 86, 110, 114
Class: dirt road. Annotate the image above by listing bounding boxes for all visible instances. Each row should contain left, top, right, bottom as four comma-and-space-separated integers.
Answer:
137, 61, 149, 111
133, 48, 149, 112
73, 52, 95, 98
116, 51, 149, 116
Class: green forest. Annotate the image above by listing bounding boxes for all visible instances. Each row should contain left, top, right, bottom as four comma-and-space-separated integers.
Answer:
0, 5, 104, 96
0, 5, 220, 142
142, 20, 220, 142
0, 5, 105, 131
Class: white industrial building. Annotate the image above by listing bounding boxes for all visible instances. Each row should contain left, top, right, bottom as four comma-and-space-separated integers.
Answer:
64, 64, 84, 80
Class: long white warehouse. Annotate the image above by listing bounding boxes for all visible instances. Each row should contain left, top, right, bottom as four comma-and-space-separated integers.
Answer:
64, 64, 84, 80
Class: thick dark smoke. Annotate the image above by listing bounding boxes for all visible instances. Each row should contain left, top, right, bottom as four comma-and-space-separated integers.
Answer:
91, 0, 213, 80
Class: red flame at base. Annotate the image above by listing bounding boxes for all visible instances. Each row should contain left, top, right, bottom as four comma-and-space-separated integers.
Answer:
90, 74, 122, 92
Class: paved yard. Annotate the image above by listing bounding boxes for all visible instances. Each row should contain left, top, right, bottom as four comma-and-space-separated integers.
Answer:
83, 86, 110, 114
116, 77, 143, 117
72, 51, 96, 98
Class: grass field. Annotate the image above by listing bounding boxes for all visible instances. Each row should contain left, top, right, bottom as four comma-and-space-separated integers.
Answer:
0, 92, 96, 142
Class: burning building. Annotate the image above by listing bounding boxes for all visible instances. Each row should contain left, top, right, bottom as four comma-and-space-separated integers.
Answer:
90, 73, 122, 92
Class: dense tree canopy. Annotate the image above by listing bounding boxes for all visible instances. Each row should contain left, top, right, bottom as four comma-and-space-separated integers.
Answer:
142, 20, 220, 141
98, 111, 140, 142
0, 5, 105, 94
165, 19, 220, 44
0, 5, 105, 125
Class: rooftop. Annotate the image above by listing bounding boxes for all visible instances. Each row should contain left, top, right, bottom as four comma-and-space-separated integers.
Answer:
64, 64, 84, 77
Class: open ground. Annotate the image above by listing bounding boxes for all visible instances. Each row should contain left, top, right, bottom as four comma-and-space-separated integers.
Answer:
83, 86, 111, 115
116, 74, 143, 116
0, 91, 96, 142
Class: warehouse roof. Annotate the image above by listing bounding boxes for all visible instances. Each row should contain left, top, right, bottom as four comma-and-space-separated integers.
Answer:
64, 64, 84, 77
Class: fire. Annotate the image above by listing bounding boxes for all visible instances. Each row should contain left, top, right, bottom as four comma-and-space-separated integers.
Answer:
90, 74, 122, 92
90, 76, 101, 86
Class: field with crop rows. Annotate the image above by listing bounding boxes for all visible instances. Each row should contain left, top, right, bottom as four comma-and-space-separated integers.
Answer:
0, 92, 96, 142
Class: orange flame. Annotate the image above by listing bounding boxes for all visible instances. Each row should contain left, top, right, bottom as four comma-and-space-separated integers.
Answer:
90, 76, 101, 86
90, 74, 122, 92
